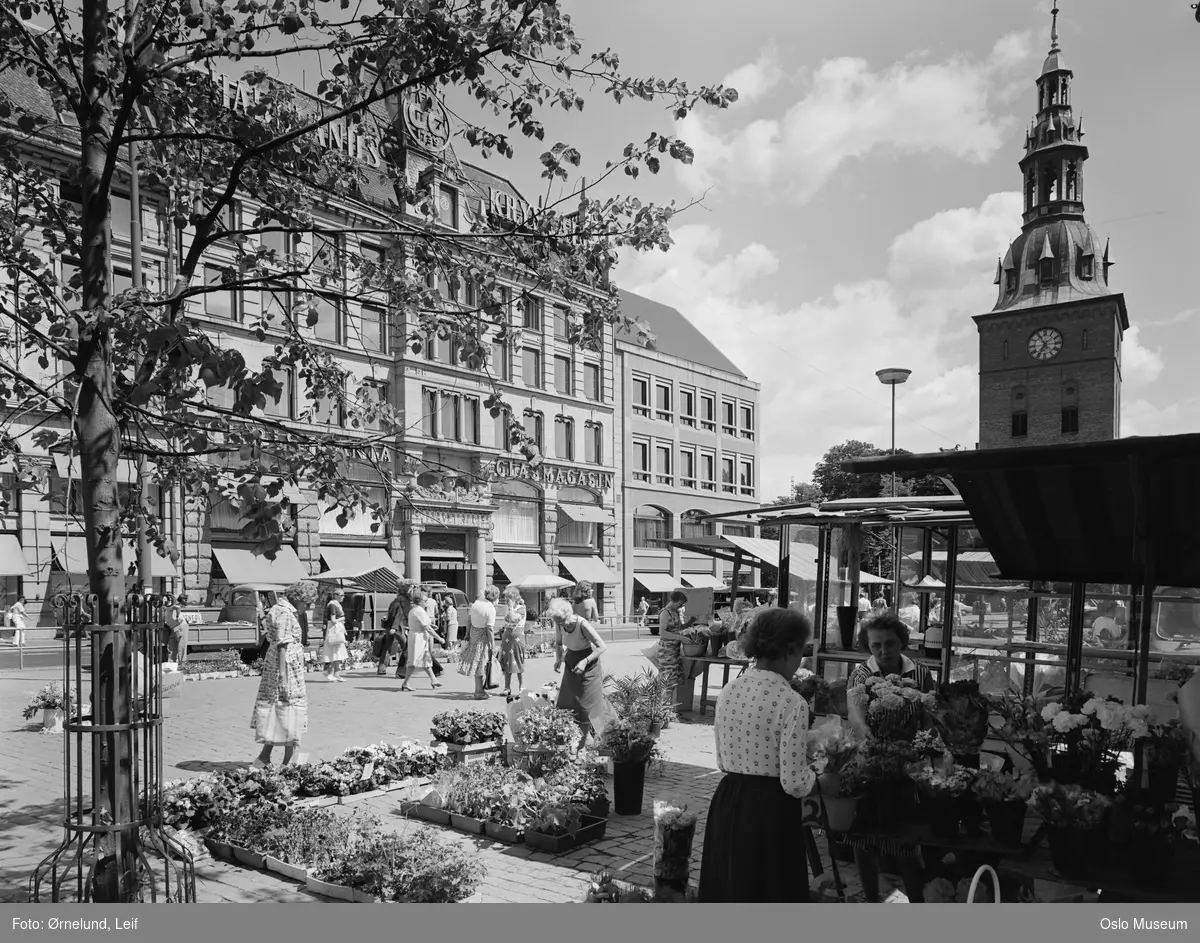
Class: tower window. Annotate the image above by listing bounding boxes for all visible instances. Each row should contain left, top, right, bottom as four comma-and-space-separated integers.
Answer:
1082, 329, 1089, 350
1012, 411, 1028, 438
1005, 270, 1017, 294
1002, 340, 1009, 361
1039, 259, 1056, 284
1080, 254, 1094, 280
1062, 407, 1079, 434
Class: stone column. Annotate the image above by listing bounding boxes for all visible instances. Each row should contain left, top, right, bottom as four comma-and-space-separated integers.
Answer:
475, 524, 491, 598
406, 523, 423, 581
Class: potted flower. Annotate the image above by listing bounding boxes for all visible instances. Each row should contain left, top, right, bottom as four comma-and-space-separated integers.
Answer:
806, 720, 861, 798
605, 669, 675, 735
524, 794, 591, 853
1029, 782, 1111, 877
913, 765, 975, 841
430, 709, 507, 765
912, 729, 949, 766
820, 758, 870, 832
679, 625, 711, 658
1038, 695, 1152, 794
550, 753, 611, 818
791, 670, 834, 721
857, 738, 920, 828
933, 680, 991, 768
973, 768, 1036, 846
442, 765, 495, 834
510, 704, 580, 773
598, 717, 660, 816
852, 674, 937, 741
483, 772, 540, 843
22, 682, 76, 731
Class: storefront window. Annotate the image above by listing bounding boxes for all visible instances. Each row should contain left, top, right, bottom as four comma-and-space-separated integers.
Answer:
492, 480, 540, 546
633, 505, 670, 549
558, 486, 601, 550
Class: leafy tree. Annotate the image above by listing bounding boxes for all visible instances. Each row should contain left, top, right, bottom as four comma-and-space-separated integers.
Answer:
0, 0, 738, 628
812, 440, 885, 501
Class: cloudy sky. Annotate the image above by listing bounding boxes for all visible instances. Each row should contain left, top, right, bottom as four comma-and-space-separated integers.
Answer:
480, 0, 1200, 501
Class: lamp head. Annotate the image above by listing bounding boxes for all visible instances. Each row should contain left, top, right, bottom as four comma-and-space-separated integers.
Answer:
875, 368, 912, 386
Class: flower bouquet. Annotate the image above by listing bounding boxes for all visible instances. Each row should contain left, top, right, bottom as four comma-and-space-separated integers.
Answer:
678, 626, 711, 657
1029, 782, 1112, 877
987, 693, 1054, 779
22, 682, 77, 729
790, 669, 833, 719
933, 680, 991, 765
973, 769, 1036, 846
819, 758, 871, 831
912, 729, 948, 763
913, 765, 976, 840
852, 674, 936, 741
1039, 694, 1152, 794
807, 720, 862, 796
653, 801, 699, 902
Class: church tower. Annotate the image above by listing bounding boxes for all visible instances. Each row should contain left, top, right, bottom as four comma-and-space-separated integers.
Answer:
974, 4, 1128, 449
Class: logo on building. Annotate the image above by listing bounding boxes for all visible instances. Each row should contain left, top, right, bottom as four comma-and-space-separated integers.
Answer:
488, 459, 613, 493
402, 89, 452, 153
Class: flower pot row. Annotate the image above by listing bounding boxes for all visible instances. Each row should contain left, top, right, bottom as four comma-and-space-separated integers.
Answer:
435, 738, 505, 767
204, 837, 381, 902
290, 777, 431, 809
399, 801, 608, 852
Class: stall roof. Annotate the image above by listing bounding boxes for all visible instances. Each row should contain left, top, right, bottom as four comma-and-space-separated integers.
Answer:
702, 495, 975, 528
841, 434, 1200, 587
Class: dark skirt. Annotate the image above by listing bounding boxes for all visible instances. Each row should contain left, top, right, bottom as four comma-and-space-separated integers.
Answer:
556, 646, 611, 737
698, 773, 810, 903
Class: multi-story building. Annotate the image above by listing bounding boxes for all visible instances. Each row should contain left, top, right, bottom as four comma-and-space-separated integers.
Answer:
614, 290, 762, 615
0, 69, 620, 627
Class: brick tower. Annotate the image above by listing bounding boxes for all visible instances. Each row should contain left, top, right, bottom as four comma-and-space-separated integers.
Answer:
975, 4, 1128, 450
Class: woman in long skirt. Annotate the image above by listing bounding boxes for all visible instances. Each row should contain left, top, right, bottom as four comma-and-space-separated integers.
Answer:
656, 591, 698, 712
549, 597, 612, 748
698, 608, 815, 902
499, 586, 527, 694
459, 585, 499, 699
251, 582, 313, 767
400, 587, 444, 691
322, 588, 348, 681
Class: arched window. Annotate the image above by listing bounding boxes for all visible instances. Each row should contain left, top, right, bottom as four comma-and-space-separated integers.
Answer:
1011, 386, 1028, 439
633, 505, 671, 550
1002, 340, 1010, 360
492, 479, 542, 546
558, 486, 603, 550
680, 510, 715, 540
1062, 380, 1080, 435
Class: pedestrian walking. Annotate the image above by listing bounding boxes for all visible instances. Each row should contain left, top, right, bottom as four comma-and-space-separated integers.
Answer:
6, 594, 28, 648
460, 586, 499, 700
636, 595, 649, 626
375, 591, 407, 676
549, 597, 612, 749
165, 592, 189, 664
250, 581, 313, 768
498, 586, 527, 694
322, 588, 348, 681
400, 587, 444, 691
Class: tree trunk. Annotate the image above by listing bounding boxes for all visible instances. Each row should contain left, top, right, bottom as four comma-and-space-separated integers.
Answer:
80, 0, 135, 900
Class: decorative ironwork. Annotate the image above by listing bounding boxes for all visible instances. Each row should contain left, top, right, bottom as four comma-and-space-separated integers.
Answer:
29, 592, 195, 902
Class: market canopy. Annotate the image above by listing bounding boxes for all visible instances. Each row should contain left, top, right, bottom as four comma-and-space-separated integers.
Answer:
0, 534, 31, 577
842, 434, 1200, 587
558, 555, 617, 585
634, 572, 677, 594
211, 544, 307, 585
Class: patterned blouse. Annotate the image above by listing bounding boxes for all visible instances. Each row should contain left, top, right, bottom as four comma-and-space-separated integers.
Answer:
713, 667, 815, 798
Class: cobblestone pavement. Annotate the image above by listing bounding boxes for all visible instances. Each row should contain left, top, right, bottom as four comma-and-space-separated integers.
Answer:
1, 642, 867, 903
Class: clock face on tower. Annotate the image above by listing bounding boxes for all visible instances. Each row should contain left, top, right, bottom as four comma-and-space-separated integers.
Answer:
1028, 328, 1063, 361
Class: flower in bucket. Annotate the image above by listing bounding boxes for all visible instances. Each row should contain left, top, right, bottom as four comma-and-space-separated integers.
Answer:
22, 682, 77, 721
851, 675, 936, 740
972, 768, 1037, 804
806, 720, 861, 778
912, 729, 948, 760
912, 765, 975, 799
679, 626, 711, 645
1028, 782, 1111, 829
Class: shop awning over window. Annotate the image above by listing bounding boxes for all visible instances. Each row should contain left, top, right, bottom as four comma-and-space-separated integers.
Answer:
558, 504, 615, 526
634, 572, 678, 594
211, 544, 307, 586
123, 540, 180, 579
492, 551, 553, 583
319, 546, 394, 578
558, 555, 617, 585
681, 574, 725, 589
54, 537, 90, 575
0, 534, 31, 577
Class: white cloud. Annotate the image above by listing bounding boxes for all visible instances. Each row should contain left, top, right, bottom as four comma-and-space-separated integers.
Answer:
1122, 325, 1165, 388
615, 192, 1021, 498
679, 32, 1035, 204
721, 48, 784, 103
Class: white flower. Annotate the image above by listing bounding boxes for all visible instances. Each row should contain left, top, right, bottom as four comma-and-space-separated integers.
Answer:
1041, 702, 1062, 722
1081, 698, 1102, 716
1052, 712, 1076, 733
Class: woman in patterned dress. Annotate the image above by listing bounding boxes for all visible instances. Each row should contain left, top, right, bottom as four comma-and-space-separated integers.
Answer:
656, 591, 698, 710
400, 587, 444, 692
251, 582, 313, 767
459, 585, 499, 699
698, 608, 815, 902
498, 586, 528, 695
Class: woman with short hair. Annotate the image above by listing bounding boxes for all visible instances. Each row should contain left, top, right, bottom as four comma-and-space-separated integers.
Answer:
572, 580, 600, 622
400, 587, 444, 692
549, 596, 611, 748
698, 608, 816, 902
251, 581, 313, 767
499, 586, 528, 695
656, 590, 698, 709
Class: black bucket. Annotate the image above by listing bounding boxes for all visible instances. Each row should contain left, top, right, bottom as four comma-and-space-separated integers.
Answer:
613, 760, 648, 815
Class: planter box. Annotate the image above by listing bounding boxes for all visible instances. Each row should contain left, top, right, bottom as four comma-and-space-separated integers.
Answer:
205, 838, 234, 863
575, 815, 608, 847
484, 821, 524, 844
435, 738, 504, 766
306, 875, 356, 901
448, 813, 486, 835
340, 788, 388, 805
230, 844, 266, 870
411, 805, 451, 826
352, 888, 378, 903
263, 855, 308, 882
525, 829, 575, 854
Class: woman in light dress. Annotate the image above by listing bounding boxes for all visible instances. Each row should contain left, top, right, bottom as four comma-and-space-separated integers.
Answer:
499, 586, 528, 695
322, 588, 349, 681
6, 595, 28, 647
550, 597, 612, 749
251, 582, 313, 767
400, 587, 444, 692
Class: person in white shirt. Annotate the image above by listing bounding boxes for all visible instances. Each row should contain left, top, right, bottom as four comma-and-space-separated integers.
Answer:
6, 595, 28, 647
459, 586, 499, 700
698, 608, 815, 902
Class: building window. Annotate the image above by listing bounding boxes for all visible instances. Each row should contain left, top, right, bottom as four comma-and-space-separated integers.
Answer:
493, 480, 540, 546
555, 416, 574, 460
680, 387, 696, 427
632, 439, 651, 483
523, 347, 542, 388
346, 304, 385, 353
494, 407, 512, 451
655, 445, 672, 486
1004, 270, 1017, 293
262, 367, 293, 419
680, 449, 696, 489
440, 393, 461, 441
1080, 254, 1095, 280
357, 383, 388, 432
522, 296, 542, 331
655, 383, 672, 421
583, 363, 601, 401
1061, 406, 1079, 434
700, 451, 716, 491
1002, 340, 1009, 361
632, 376, 650, 417
203, 265, 237, 320
1011, 411, 1028, 438
1082, 329, 1088, 351
585, 423, 603, 465
0, 471, 19, 515
261, 284, 292, 328
523, 410, 543, 451
558, 486, 601, 550
700, 393, 716, 432
490, 336, 509, 381
633, 506, 670, 549
722, 400, 737, 435
721, 457, 736, 493
311, 385, 342, 426
553, 306, 571, 340
422, 388, 438, 437
739, 403, 754, 440
739, 459, 755, 496
463, 397, 481, 445
311, 294, 341, 343
1038, 258, 1055, 285
681, 510, 714, 540
554, 355, 573, 395
437, 184, 459, 228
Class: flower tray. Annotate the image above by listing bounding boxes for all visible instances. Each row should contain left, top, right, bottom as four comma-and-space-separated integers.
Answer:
526, 815, 608, 854
449, 813, 487, 835
436, 738, 504, 766
484, 821, 524, 844
306, 875, 356, 902
263, 855, 309, 882
230, 844, 267, 870
409, 804, 451, 826
204, 838, 234, 863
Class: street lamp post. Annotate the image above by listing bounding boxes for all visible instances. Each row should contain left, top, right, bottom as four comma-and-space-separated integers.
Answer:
876, 368, 911, 605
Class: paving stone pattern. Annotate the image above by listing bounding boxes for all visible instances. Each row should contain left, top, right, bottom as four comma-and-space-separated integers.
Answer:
0, 642, 869, 903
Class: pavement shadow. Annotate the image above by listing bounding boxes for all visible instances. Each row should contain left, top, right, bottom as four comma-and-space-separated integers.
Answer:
410, 692, 479, 701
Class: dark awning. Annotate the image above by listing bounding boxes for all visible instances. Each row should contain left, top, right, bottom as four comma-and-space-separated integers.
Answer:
842, 435, 1200, 586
